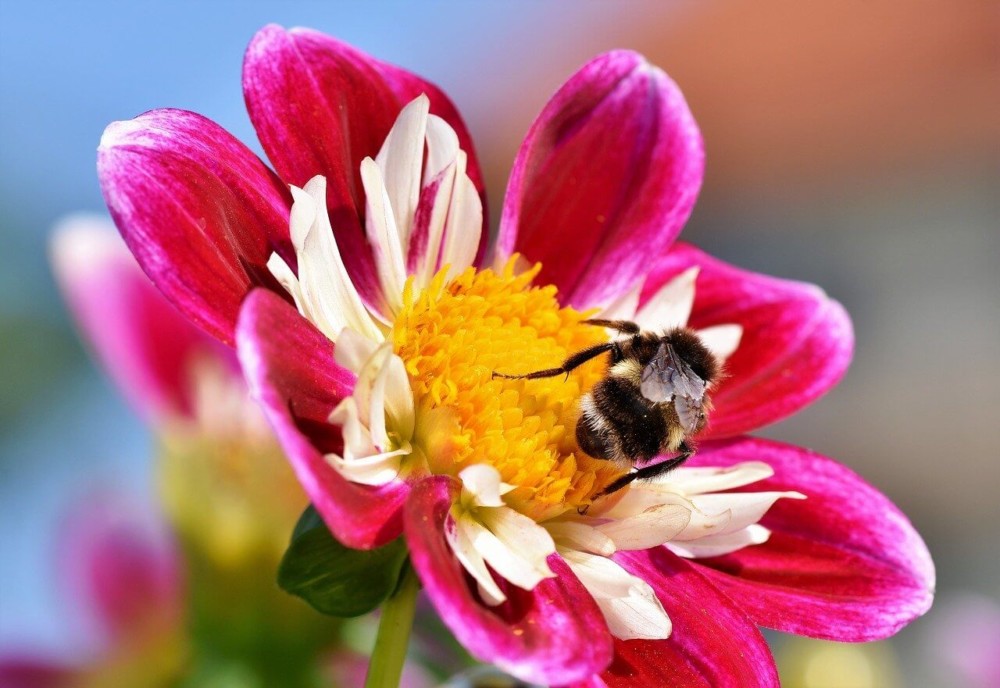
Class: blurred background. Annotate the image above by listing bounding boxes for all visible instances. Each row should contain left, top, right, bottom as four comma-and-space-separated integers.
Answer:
1, 1, 997, 685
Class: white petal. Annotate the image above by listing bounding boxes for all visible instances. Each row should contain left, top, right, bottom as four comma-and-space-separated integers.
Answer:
333, 327, 380, 375
666, 461, 774, 496
326, 332, 415, 490
415, 162, 457, 286
672, 501, 733, 542
448, 513, 506, 606
562, 550, 672, 640
380, 353, 415, 442
438, 150, 483, 281
289, 177, 382, 342
668, 524, 771, 559
458, 464, 506, 508
325, 447, 404, 486
350, 343, 393, 435
601, 481, 693, 519
366, 348, 393, 450
374, 95, 429, 248
634, 267, 699, 330
480, 507, 556, 576
595, 279, 642, 320
697, 323, 743, 362
362, 158, 408, 312
545, 520, 616, 557
288, 181, 315, 247
266, 253, 308, 315
685, 491, 805, 539
354, 346, 413, 453
595, 502, 692, 551
325, 398, 404, 485
393, 111, 477, 291
424, 114, 460, 184
329, 397, 375, 458
466, 509, 555, 591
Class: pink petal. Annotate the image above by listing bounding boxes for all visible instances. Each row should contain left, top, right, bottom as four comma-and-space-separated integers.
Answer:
645, 242, 854, 438
499, 50, 703, 309
236, 288, 409, 549
51, 217, 230, 422
243, 25, 486, 304
98, 108, 291, 345
689, 437, 935, 641
58, 493, 182, 643
595, 548, 778, 688
405, 476, 613, 685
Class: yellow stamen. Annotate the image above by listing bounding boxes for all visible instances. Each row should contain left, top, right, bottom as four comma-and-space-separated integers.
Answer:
392, 259, 625, 521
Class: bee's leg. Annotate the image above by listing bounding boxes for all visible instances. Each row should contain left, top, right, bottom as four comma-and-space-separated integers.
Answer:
582, 319, 641, 335
492, 342, 616, 380
591, 442, 695, 503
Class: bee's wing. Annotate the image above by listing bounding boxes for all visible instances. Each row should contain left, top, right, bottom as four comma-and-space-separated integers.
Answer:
666, 344, 707, 433
641, 343, 709, 431
674, 393, 705, 434
639, 343, 676, 403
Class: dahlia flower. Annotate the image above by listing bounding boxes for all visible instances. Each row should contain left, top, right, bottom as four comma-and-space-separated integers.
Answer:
98, 25, 934, 686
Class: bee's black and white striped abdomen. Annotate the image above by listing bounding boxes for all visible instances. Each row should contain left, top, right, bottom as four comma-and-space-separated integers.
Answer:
576, 365, 669, 464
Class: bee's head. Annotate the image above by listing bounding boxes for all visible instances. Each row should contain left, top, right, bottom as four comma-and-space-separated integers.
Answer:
664, 328, 720, 384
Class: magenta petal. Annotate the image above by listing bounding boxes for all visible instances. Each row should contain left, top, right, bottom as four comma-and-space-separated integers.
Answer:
690, 437, 935, 641
52, 218, 232, 421
405, 477, 613, 685
243, 25, 486, 301
603, 548, 778, 688
59, 493, 182, 643
499, 50, 703, 309
235, 289, 408, 549
646, 242, 854, 438
98, 108, 291, 345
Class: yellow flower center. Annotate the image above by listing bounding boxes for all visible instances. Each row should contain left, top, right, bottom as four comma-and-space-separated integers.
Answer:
391, 260, 626, 521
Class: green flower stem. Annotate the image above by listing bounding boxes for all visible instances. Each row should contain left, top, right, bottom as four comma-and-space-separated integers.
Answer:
365, 563, 421, 688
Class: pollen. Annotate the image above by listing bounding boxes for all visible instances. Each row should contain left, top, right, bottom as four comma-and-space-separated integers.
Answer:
391, 259, 625, 521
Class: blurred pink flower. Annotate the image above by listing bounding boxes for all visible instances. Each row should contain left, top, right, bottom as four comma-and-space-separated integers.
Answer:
0, 495, 185, 687
97, 24, 935, 686
51, 217, 305, 567
57, 496, 182, 648
50, 214, 249, 429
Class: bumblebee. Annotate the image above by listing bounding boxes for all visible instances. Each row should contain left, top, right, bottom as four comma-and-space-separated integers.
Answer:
494, 319, 720, 501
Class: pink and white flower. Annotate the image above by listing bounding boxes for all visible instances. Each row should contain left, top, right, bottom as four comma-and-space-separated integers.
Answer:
97, 25, 934, 686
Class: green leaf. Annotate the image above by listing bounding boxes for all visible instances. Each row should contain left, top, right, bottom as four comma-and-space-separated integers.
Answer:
278, 506, 409, 618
